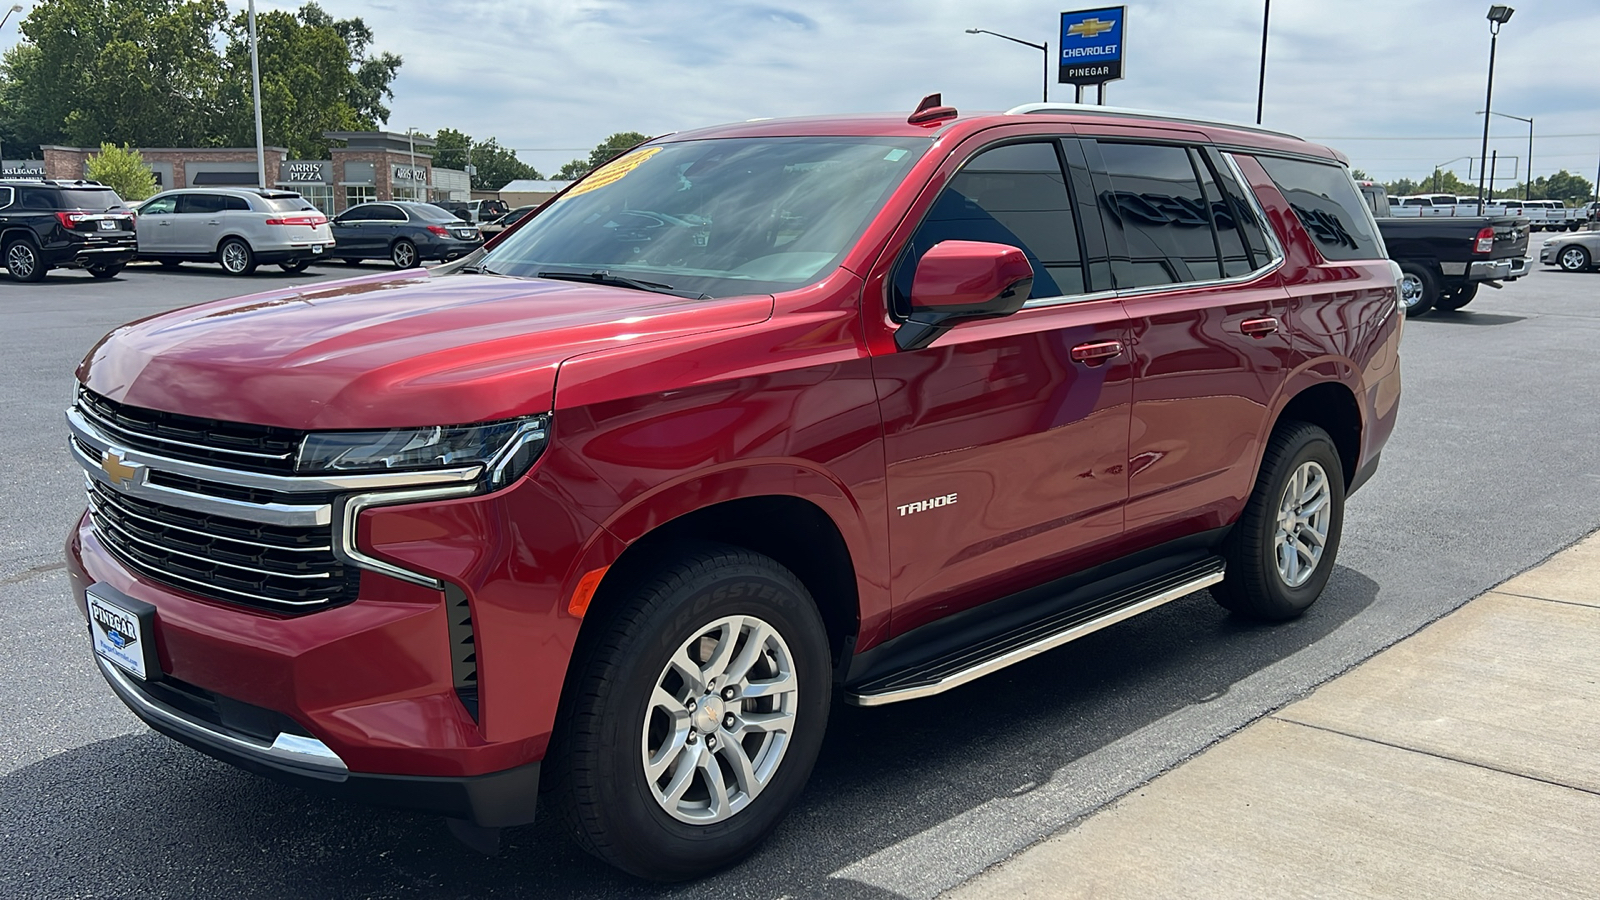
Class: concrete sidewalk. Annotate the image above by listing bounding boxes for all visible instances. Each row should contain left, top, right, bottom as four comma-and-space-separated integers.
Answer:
945, 531, 1600, 900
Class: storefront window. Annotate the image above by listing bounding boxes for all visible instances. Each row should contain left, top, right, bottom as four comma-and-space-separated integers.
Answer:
294, 184, 334, 213
345, 185, 376, 208
392, 185, 425, 202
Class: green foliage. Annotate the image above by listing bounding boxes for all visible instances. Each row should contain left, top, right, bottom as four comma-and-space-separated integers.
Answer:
1349, 169, 1369, 181
556, 131, 651, 181
1381, 167, 1595, 205
0, 1, 400, 159
85, 142, 158, 200
432, 127, 541, 190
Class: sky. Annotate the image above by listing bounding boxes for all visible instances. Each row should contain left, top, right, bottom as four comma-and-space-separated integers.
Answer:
283, 0, 1596, 186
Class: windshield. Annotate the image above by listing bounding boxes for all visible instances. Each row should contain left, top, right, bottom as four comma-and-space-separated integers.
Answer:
60, 189, 126, 211
478, 136, 930, 296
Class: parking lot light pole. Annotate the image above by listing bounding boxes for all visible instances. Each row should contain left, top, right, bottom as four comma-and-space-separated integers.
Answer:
1477, 110, 1532, 200
1256, 0, 1270, 124
965, 28, 1049, 103
2, 4, 23, 167
248, 0, 265, 189
1477, 5, 1514, 205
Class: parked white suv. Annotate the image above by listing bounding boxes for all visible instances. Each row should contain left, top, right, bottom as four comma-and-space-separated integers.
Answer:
134, 188, 336, 275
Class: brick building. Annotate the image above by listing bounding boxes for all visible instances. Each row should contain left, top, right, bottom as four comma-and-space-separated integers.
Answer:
28, 130, 468, 215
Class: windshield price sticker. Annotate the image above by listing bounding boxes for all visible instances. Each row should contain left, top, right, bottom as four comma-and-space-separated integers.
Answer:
569, 147, 664, 197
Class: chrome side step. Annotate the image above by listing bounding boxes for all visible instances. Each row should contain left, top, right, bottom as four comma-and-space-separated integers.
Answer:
845, 559, 1226, 707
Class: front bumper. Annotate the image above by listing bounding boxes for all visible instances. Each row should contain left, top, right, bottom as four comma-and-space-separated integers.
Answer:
95, 649, 541, 825
1468, 256, 1530, 281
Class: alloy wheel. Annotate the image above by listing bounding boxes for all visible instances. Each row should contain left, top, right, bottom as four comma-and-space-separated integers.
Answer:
1398, 273, 1424, 309
220, 242, 250, 274
1274, 460, 1331, 588
1560, 247, 1589, 272
641, 614, 798, 825
7, 243, 39, 279
392, 242, 416, 268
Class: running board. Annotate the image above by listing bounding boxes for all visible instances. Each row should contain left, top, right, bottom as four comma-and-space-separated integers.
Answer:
845, 559, 1226, 707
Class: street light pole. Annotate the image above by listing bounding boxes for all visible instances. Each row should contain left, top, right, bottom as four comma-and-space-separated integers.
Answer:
248, 0, 266, 189
1477, 6, 1514, 205
3, 4, 23, 168
965, 28, 1050, 103
1255, 0, 1270, 125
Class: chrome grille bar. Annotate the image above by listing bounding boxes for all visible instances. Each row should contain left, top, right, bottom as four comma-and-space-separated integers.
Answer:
74, 398, 294, 462
88, 503, 334, 582
89, 482, 332, 553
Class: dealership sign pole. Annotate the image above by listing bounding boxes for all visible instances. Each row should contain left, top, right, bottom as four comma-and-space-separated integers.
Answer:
1059, 7, 1125, 105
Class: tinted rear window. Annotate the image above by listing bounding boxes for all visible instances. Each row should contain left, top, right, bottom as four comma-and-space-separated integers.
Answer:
411, 204, 461, 222
264, 197, 315, 212
58, 189, 126, 211
1255, 156, 1382, 262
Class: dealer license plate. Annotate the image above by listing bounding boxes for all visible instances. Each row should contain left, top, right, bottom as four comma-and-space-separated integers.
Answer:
311, 244, 323, 254
98, 219, 118, 231
87, 588, 150, 679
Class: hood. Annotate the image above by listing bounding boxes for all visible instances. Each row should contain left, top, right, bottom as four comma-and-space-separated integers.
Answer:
78, 269, 773, 430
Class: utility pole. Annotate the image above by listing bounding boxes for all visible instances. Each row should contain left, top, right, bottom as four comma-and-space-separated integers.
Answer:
248, 0, 266, 189
1256, 0, 1271, 124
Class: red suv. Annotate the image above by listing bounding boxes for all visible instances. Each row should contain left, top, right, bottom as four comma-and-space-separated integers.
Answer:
66, 100, 1401, 880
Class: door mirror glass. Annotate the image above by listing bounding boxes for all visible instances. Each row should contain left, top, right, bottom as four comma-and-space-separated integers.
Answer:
897, 240, 1034, 351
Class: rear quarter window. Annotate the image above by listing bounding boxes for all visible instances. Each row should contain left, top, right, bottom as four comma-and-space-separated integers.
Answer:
1255, 156, 1383, 262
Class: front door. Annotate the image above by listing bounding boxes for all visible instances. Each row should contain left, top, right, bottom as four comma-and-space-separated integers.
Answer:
172, 193, 227, 255
870, 138, 1133, 635
134, 196, 179, 254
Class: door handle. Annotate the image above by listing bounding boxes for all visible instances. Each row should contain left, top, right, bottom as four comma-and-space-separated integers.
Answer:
1070, 340, 1124, 366
1240, 317, 1280, 337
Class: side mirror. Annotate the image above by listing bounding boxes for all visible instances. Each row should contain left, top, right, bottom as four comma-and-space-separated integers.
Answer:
895, 240, 1034, 351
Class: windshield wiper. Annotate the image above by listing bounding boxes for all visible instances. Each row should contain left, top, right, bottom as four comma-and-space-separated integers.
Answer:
536, 269, 708, 299
458, 262, 500, 275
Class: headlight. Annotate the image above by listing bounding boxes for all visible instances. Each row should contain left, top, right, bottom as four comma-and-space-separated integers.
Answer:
296, 415, 549, 488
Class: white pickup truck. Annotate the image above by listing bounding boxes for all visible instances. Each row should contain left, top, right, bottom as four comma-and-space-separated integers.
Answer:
1389, 195, 1585, 230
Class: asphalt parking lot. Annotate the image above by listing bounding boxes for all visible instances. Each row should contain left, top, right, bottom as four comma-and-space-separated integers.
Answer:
3, 260, 1599, 899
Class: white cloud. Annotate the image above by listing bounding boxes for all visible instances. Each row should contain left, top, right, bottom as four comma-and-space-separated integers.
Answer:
288, 0, 1600, 184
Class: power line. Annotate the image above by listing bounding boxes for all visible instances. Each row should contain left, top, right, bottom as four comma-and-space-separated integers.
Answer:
1308, 132, 1600, 141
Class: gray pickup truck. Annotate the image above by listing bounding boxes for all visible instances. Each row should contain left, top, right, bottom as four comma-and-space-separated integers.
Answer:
1358, 181, 1530, 316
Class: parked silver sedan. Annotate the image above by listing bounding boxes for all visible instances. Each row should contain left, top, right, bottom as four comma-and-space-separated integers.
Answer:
134, 188, 336, 275
1540, 230, 1600, 272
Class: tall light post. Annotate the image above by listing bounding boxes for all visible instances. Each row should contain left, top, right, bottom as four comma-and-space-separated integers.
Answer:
1476, 5, 1514, 204
965, 28, 1049, 103
1477, 110, 1532, 200
1255, 0, 1270, 124
2, 4, 24, 171
248, 0, 265, 189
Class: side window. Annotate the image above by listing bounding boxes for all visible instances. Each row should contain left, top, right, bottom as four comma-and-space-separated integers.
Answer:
140, 197, 177, 215
19, 188, 55, 210
373, 204, 406, 221
0, 187, 12, 209
223, 195, 251, 211
1096, 141, 1222, 287
895, 140, 1083, 311
176, 193, 227, 214
337, 205, 371, 222
1210, 151, 1275, 270
1254, 156, 1382, 262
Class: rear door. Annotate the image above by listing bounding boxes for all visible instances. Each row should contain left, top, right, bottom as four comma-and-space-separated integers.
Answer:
869, 133, 1134, 635
1081, 136, 1293, 546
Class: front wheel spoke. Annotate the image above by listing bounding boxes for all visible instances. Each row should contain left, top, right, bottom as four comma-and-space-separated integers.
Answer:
698, 620, 742, 685
721, 622, 770, 687
698, 745, 731, 813
647, 728, 690, 781
661, 744, 701, 805
737, 708, 795, 735
669, 646, 707, 695
1280, 539, 1299, 581
1300, 525, 1326, 548
738, 670, 796, 701
719, 734, 759, 794
1299, 493, 1329, 517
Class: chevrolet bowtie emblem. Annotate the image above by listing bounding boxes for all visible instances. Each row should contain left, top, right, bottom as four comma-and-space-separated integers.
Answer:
1068, 17, 1115, 39
101, 450, 140, 487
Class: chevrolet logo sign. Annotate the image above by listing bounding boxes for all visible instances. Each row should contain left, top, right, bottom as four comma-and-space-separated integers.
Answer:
100, 450, 141, 487
1068, 17, 1115, 39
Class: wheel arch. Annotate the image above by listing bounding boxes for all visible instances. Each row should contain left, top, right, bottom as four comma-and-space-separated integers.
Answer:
1271, 381, 1362, 489
1, 226, 39, 248
214, 233, 253, 255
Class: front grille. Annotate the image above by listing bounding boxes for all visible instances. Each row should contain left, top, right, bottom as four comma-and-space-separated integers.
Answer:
86, 480, 357, 612
76, 387, 303, 474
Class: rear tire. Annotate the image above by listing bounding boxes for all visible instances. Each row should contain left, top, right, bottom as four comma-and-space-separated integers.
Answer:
279, 259, 310, 273
218, 238, 256, 275
87, 263, 124, 279
390, 239, 418, 269
546, 545, 831, 881
1435, 282, 1478, 311
1213, 421, 1345, 621
1397, 262, 1437, 317
4, 238, 47, 283
1558, 245, 1591, 273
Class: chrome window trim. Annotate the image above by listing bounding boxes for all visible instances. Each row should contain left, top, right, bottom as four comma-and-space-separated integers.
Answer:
1221, 151, 1287, 264
0, 187, 12, 210
95, 655, 349, 777
333, 484, 481, 589
68, 407, 484, 493
1021, 288, 1120, 310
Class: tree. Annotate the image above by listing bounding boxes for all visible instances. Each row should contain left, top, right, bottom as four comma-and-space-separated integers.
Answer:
556, 131, 651, 181
0, 1, 400, 159
86, 142, 158, 200
1350, 169, 1370, 181
432, 127, 541, 190
217, 3, 402, 159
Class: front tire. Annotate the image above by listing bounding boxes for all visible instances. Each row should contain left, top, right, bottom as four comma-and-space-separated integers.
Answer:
1213, 421, 1345, 621
1558, 245, 1591, 273
217, 238, 256, 275
4, 238, 47, 283
547, 545, 831, 881
1397, 262, 1437, 317
390, 239, 418, 269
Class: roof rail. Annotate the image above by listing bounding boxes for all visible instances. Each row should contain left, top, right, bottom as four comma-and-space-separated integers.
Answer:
1005, 102, 1304, 141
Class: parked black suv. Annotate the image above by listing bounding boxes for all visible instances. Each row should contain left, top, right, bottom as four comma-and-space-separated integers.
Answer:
0, 180, 137, 282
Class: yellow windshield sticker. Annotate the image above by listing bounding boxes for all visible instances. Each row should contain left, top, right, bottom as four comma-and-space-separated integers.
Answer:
567, 146, 663, 197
